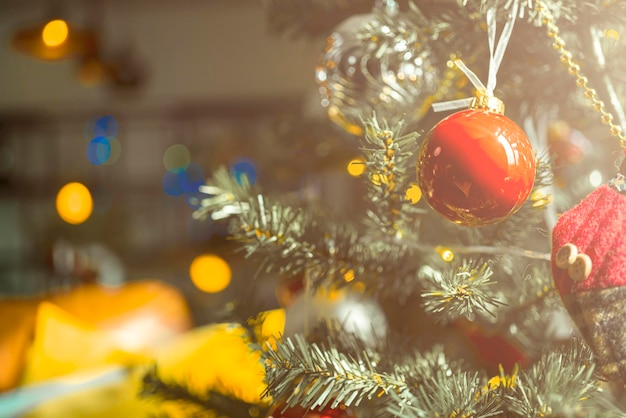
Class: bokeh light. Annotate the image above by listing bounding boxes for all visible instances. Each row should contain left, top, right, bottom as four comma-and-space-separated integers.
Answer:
405, 184, 422, 204
436, 245, 455, 262
589, 170, 603, 187
347, 157, 366, 177
56, 182, 93, 225
42, 20, 68, 47
86, 136, 111, 165
230, 157, 257, 185
162, 172, 184, 197
189, 254, 232, 293
163, 144, 191, 174
84, 116, 122, 165
177, 163, 205, 193
93, 116, 119, 138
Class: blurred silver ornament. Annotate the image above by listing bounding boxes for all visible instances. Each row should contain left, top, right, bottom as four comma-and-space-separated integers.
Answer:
315, 2, 441, 135
284, 287, 388, 348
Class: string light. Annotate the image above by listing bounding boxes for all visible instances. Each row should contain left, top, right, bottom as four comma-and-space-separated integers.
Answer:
436, 245, 455, 262
347, 157, 366, 177
42, 19, 69, 47
405, 184, 422, 204
189, 254, 232, 293
56, 182, 93, 225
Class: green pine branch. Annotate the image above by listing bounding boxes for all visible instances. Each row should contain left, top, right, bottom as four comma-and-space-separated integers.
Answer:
360, 117, 424, 240
140, 365, 268, 418
419, 259, 506, 324
505, 339, 603, 417
263, 334, 413, 411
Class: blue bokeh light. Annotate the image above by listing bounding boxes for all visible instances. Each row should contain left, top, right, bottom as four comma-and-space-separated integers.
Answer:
87, 136, 111, 165
230, 157, 257, 185
177, 163, 205, 193
162, 171, 184, 196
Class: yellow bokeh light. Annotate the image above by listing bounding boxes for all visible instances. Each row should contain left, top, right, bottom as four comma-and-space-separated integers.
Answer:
56, 182, 93, 225
190, 254, 232, 293
347, 158, 365, 177
436, 245, 455, 262
42, 19, 69, 47
405, 184, 423, 204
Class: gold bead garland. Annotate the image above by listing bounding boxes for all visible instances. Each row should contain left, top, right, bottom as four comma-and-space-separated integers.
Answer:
536, 1, 626, 149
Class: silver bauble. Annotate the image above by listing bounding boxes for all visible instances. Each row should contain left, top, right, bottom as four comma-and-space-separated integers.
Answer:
283, 287, 388, 348
315, 10, 441, 135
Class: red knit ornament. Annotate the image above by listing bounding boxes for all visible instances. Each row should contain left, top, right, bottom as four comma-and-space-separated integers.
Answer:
551, 185, 626, 382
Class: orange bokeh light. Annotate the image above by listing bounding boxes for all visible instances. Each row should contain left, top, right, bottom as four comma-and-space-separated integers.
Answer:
189, 254, 232, 293
56, 182, 93, 225
42, 20, 69, 47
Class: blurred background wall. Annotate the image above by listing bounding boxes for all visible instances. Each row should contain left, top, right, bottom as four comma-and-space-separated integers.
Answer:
0, 0, 359, 322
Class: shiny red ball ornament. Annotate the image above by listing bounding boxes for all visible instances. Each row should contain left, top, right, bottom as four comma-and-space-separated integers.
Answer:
266, 403, 356, 418
417, 104, 536, 226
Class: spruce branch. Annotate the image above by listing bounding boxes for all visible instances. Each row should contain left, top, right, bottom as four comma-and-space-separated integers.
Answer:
194, 166, 424, 295
388, 369, 502, 418
192, 166, 253, 222
360, 117, 423, 239
505, 339, 601, 417
263, 334, 413, 411
458, 0, 626, 26
140, 365, 267, 418
386, 347, 503, 418
234, 194, 314, 276
419, 259, 506, 324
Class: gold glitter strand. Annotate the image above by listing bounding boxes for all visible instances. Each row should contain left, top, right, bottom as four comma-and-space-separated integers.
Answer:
535, 0, 626, 149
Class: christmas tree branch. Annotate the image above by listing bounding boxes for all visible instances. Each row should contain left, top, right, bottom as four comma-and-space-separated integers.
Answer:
192, 166, 254, 222
234, 194, 315, 277
460, 0, 626, 26
387, 369, 503, 418
262, 334, 413, 411
194, 166, 427, 295
383, 345, 503, 417
140, 365, 267, 418
361, 118, 421, 239
505, 339, 602, 417
419, 259, 506, 324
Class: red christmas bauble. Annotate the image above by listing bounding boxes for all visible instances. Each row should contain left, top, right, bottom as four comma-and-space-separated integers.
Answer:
266, 403, 356, 418
417, 109, 536, 226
